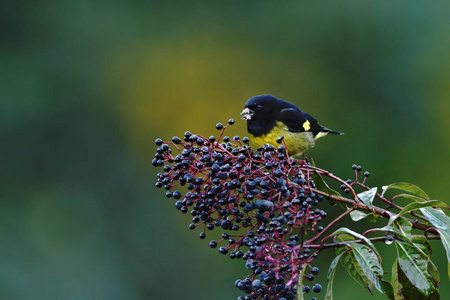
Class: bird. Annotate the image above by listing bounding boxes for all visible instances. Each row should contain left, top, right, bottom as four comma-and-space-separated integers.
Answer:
240, 94, 343, 156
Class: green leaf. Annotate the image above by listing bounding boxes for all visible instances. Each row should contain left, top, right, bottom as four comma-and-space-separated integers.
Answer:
411, 236, 432, 256
392, 193, 428, 203
349, 210, 368, 221
370, 226, 429, 259
331, 228, 380, 259
348, 243, 384, 293
336, 246, 373, 293
389, 200, 449, 225
391, 259, 405, 300
311, 170, 345, 208
392, 217, 412, 237
371, 224, 440, 289
382, 182, 429, 200
420, 207, 450, 278
324, 252, 345, 300
396, 259, 440, 300
395, 240, 436, 296
334, 234, 386, 294
349, 210, 380, 222
357, 187, 377, 210
411, 236, 440, 289
296, 264, 307, 300
311, 170, 340, 197
420, 207, 450, 230
380, 279, 395, 300
428, 260, 440, 289
409, 236, 440, 289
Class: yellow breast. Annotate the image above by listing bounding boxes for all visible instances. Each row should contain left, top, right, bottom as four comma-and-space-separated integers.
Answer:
250, 122, 316, 156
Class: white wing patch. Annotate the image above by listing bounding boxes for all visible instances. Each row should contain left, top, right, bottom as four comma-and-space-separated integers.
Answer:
315, 131, 329, 140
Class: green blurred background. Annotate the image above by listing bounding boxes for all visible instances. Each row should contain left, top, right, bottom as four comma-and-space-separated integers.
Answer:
2, 1, 450, 299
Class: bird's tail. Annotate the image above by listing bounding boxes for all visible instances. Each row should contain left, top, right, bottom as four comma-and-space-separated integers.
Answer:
322, 127, 344, 135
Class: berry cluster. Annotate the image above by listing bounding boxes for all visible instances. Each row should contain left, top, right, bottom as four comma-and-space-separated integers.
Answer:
153, 120, 326, 299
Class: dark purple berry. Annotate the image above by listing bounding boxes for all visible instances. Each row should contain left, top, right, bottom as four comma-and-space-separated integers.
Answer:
219, 247, 228, 254
312, 284, 322, 293
276, 136, 284, 143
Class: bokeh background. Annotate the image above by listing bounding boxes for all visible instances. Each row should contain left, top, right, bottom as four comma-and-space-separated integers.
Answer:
2, 1, 450, 299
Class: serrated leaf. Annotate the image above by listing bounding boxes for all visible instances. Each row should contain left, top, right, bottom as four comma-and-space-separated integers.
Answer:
382, 182, 429, 200
389, 200, 449, 225
311, 170, 345, 208
420, 207, 450, 278
396, 240, 435, 296
357, 187, 377, 210
349, 243, 384, 293
324, 252, 345, 300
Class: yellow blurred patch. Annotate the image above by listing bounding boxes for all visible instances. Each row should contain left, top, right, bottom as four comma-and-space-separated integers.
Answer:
99, 34, 330, 164
303, 120, 311, 131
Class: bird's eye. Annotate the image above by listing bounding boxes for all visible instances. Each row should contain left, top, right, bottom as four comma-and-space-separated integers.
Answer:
256, 105, 262, 110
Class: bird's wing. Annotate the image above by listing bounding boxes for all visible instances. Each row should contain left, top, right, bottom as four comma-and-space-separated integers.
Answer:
277, 108, 323, 134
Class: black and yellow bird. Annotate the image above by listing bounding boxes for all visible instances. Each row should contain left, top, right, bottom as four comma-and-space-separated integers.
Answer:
241, 94, 343, 156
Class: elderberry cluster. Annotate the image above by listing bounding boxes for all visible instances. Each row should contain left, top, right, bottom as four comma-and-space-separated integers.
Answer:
153, 120, 327, 299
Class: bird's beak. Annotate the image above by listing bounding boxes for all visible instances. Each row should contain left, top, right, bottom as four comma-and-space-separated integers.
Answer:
240, 107, 254, 120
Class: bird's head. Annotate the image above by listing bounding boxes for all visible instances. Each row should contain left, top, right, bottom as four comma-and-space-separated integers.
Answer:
240, 94, 279, 122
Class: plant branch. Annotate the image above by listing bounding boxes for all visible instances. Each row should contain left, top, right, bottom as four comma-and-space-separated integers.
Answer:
304, 234, 442, 250
311, 188, 435, 233
306, 207, 356, 244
